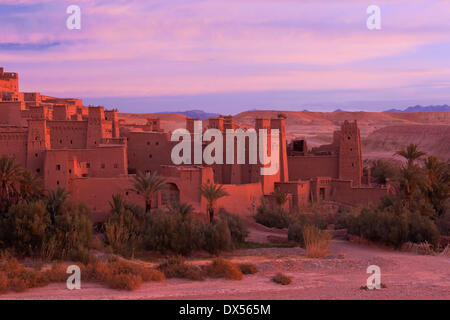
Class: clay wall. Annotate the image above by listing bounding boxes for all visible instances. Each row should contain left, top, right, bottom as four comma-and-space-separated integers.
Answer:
288, 155, 339, 180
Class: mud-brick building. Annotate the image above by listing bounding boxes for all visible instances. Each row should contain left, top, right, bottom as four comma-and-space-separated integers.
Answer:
0, 67, 388, 221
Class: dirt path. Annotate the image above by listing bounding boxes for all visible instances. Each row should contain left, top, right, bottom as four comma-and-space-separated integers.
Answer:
1, 240, 448, 300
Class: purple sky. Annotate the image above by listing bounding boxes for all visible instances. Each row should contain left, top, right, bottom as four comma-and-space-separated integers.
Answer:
2, 0, 450, 113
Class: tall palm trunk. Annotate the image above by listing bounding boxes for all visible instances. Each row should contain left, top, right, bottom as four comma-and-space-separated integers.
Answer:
208, 207, 214, 224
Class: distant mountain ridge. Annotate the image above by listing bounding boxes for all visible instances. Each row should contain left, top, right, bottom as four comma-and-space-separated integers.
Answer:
157, 109, 220, 119
384, 105, 450, 112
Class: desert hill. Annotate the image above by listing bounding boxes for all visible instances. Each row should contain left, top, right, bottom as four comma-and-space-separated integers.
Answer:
119, 110, 450, 161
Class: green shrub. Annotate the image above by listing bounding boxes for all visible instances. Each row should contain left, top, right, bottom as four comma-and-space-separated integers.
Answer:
254, 200, 290, 229
3, 201, 51, 255
288, 212, 330, 246
104, 206, 144, 257
407, 211, 440, 248
203, 219, 233, 255
218, 210, 249, 244
45, 202, 93, 263
145, 212, 206, 255
345, 200, 442, 248
436, 212, 450, 236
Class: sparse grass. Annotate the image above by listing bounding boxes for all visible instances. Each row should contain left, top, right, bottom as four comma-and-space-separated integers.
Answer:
238, 263, 258, 275
272, 273, 292, 285
204, 258, 243, 280
158, 256, 204, 281
303, 225, 331, 258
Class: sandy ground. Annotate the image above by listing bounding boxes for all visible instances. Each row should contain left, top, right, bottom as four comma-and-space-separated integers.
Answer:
1, 238, 448, 300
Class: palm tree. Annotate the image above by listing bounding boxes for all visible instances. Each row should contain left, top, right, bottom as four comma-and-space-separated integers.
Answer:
169, 201, 195, 219
47, 187, 71, 223
19, 169, 44, 201
129, 171, 167, 213
109, 193, 126, 214
423, 156, 449, 216
398, 165, 423, 207
199, 183, 229, 223
0, 155, 22, 211
395, 144, 426, 167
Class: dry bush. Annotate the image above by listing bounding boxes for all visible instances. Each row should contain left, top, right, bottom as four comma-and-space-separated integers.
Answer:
303, 225, 331, 258
101, 258, 164, 290
440, 245, 450, 257
238, 263, 258, 275
106, 273, 142, 291
44, 263, 68, 282
204, 258, 243, 280
158, 256, 204, 281
272, 273, 292, 285
0, 258, 49, 293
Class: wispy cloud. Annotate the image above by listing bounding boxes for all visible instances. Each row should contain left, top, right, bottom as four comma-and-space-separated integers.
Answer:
1, 0, 450, 111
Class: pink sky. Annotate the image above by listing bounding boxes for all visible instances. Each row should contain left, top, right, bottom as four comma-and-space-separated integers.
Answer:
1, 0, 450, 112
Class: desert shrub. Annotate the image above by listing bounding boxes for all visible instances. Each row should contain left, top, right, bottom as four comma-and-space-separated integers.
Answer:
345, 199, 442, 248
436, 211, 450, 236
104, 205, 145, 257
0, 258, 49, 293
288, 212, 330, 246
144, 210, 244, 256
203, 219, 233, 255
106, 273, 142, 291
303, 225, 331, 258
145, 212, 206, 255
218, 210, 249, 245
204, 258, 243, 280
3, 201, 51, 255
347, 205, 409, 248
44, 263, 68, 283
407, 211, 440, 248
287, 222, 304, 245
45, 203, 93, 263
238, 263, 258, 275
370, 160, 400, 184
158, 256, 204, 281
272, 273, 292, 285
102, 258, 164, 290
254, 200, 290, 229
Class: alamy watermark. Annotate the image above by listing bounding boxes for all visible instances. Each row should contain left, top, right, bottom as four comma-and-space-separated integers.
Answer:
170, 120, 280, 176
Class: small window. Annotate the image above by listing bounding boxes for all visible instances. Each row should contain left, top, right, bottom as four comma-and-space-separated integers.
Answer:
347, 136, 351, 140
56, 180, 60, 185
56, 164, 61, 171
156, 142, 159, 146
86, 163, 90, 169
59, 139, 62, 144
36, 168, 40, 173
114, 163, 118, 169
147, 141, 150, 146
69, 169, 72, 174
101, 163, 105, 169
70, 140, 73, 144
149, 154, 152, 159
35, 153, 38, 158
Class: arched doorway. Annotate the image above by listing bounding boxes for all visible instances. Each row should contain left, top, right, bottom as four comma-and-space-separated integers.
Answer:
161, 183, 180, 206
